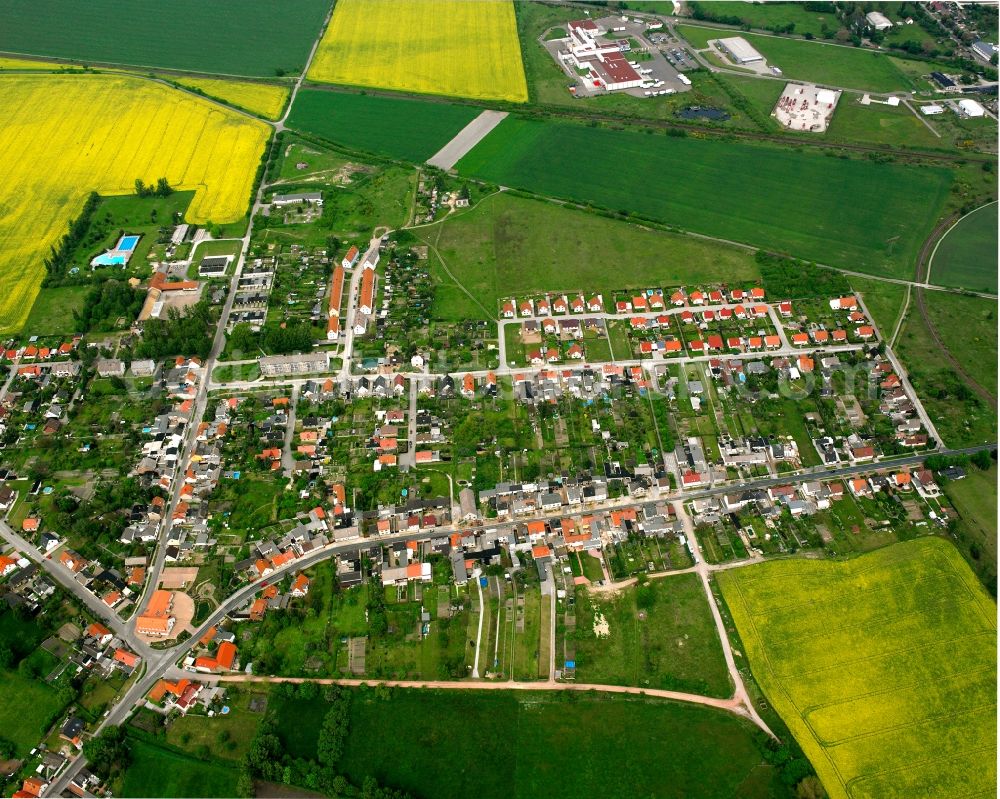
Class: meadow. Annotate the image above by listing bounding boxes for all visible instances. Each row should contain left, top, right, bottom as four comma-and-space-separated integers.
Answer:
570, 573, 733, 697
718, 538, 997, 799
929, 201, 999, 292
944, 464, 998, 596
0, 0, 330, 76
456, 118, 953, 277
0, 74, 268, 334
287, 90, 481, 162
333, 689, 785, 799
0, 668, 67, 756
676, 24, 919, 93
308, 0, 528, 103
164, 76, 289, 120
895, 290, 997, 447
413, 192, 760, 320
119, 736, 240, 798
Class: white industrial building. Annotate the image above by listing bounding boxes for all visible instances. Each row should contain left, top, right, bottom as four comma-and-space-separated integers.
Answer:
866, 11, 894, 31
716, 37, 765, 65
957, 98, 986, 118
559, 19, 645, 92
920, 104, 944, 116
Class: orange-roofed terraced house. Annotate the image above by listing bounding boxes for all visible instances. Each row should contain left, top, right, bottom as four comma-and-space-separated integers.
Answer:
136, 589, 176, 637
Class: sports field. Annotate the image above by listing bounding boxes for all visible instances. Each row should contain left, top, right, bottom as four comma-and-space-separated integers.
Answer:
718, 538, 997, 799
0, 0, 330, 76
457, 118, 953, 277
414, 192, 760, 320
307, 0, 528, 103
166, 76, 289, 120
929, 201, 999, 292
287, 90, 481, 162
0, 74, 269, 334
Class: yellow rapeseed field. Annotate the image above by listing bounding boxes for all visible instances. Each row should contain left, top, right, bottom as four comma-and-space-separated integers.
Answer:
718, 537, 996, 799
0, 73, 269, 334
308, 0, 528, 103
167, 76, 290, 120
0, 55, 78, 70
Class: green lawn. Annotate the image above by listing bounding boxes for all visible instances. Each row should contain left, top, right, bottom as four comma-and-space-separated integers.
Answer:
0, 668, 67, 756
456, 117, 953, 278
287, 90, 481, 162
338, 688, 785, 799
165, 688, 262, 763
677, 24, 919, 93
0, 0, 329, 76
719, 538, 997, 799
21, 285, 88, 336
119, 736, 241, 798
570, 574, 733, 697
930, 201, 999, 293
415, 192, 760, 320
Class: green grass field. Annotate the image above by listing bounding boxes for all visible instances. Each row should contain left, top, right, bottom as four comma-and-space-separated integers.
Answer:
929, 202, 999, 293
287, 90, 481, 163
718, 538, 997, 799
414, 192, 760, 320
0, 0, 329, 76
457, 118, 953, 277
338, 688, 784, 799
677, 24, 918, 93
22, 285, 89, 336
895, 290, 997, 447
687, 2, 842, 38
570, 574, 733, 697
945, 464, 998, 596
0, 668, 67, 756
119, 736, 241, 798
848, 276, 907, 340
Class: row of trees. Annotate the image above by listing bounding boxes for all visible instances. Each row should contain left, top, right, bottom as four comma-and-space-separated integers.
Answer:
240, 684, 411, 798
133, 177, 173, 198
41, 192, 101, 285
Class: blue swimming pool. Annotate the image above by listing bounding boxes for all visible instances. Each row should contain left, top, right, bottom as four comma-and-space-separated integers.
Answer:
117, 234, 140, 252
92, 254, 127, 266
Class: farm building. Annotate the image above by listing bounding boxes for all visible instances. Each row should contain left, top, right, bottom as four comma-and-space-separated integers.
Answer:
272, 192, 323, 207
972, 40, 998, 61
865, 11, 893, 30
920, 103, 945, 115
716, 37, 764, 65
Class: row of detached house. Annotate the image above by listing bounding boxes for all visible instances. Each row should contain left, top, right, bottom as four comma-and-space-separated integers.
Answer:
502, 293, 604, 318
499, 286, 770, 319
363, 498, 685, 589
